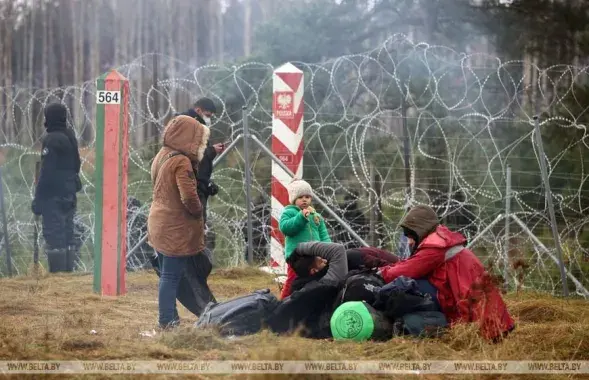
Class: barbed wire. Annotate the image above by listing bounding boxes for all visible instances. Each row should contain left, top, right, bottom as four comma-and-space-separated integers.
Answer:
0, 34, 588, 296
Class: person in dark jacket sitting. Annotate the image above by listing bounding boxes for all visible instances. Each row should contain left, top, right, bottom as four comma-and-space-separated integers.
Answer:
287, 242, 349, 290
267, 242, 348, 338
32, 103, 82, 273
288, 246, 399, 292
178, 97, 225, 225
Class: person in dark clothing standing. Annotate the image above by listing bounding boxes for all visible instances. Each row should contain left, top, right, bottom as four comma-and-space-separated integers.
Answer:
328, 190, 368, 249
340, 191, 368, 248
32, 103, 82, 273
178, 98, 225, 224
242, 195, 271, 263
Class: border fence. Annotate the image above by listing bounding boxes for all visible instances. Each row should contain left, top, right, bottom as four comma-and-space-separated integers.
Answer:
0, 35, 588, 297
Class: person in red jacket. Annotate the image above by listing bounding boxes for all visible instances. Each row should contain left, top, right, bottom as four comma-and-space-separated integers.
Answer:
377, 205, 515, 341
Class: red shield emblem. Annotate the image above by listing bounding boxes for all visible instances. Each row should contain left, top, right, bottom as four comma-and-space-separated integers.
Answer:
273, 91, 294, 119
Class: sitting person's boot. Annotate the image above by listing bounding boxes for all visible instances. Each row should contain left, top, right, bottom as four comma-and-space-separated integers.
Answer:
46, 246, 68, 273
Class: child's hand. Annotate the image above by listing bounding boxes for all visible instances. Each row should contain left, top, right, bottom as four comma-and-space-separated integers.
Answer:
302, 209, 311, 218
307, 206, 315, 214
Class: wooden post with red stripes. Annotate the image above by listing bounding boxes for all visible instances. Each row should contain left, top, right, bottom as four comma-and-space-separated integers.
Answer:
270, 63, 304, 270
93, 69, 129, 296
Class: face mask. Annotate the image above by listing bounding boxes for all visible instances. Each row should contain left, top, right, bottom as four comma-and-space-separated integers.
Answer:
202, 116, 211, 125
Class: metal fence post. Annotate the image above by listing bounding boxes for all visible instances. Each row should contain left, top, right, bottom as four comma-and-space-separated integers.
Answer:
33, 161, 42, 273
0, 167, 13, 277
511, 215, 587, 297
243, 107, 254, 265
504, 164, 511, 291
533, 109, 569, 297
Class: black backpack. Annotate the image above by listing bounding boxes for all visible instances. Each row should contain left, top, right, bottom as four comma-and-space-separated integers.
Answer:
195, 289, 279, 336
373, 277, 440, 320
333, 269, 385, 309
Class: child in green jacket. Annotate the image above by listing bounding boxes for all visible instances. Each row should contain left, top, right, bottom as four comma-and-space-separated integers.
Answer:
279, 178, 331, 298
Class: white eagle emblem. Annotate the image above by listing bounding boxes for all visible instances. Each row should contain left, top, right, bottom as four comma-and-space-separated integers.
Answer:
277, 93, 292, 110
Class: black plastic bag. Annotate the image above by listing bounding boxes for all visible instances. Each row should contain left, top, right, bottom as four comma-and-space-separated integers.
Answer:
195, 289, 279, 336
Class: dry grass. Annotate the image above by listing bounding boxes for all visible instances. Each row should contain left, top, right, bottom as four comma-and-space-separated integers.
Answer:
1, 267, 588, 380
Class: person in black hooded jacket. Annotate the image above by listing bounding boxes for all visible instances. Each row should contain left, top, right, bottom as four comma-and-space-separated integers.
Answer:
32, 103, 82, 273
178, 97, 225, 225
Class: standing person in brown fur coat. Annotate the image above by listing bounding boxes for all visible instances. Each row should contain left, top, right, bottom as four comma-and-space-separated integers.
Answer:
148, 115, 215, 329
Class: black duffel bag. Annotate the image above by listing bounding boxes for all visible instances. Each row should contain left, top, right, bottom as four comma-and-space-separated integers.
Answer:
195, 289, 279, 336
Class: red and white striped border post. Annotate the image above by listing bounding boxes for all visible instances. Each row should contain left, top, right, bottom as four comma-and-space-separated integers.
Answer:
270, 63, 304, 270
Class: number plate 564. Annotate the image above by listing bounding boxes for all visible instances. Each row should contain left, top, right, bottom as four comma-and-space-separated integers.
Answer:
96, 90, 121, 104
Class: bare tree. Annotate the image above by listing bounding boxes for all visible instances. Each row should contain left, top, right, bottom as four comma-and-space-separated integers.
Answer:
258, 0, 276, 23
244, 0, 252, 57
209, 0, 218, 63
217, 0, 224, 63
0, 0, 19, 141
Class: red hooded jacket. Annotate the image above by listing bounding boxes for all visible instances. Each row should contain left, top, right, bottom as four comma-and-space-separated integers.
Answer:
380, 208, 514, 341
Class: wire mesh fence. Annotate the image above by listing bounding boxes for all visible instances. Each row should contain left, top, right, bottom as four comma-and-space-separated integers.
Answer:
0, 35, 587, 297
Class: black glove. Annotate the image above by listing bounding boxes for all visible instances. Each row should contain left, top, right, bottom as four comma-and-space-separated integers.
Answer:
208, 181, 219, 196
31, 199, 42, 216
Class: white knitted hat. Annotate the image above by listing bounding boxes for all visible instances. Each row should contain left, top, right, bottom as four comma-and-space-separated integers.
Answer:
287, 179, 313, 204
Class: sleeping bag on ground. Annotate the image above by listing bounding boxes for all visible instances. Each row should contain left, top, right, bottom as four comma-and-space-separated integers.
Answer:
195, 289, 279, 336
267, 282, 340, 339
330, 301, 393, 342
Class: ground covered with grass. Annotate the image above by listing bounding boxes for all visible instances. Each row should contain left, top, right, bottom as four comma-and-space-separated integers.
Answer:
1, 267, 588, 379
